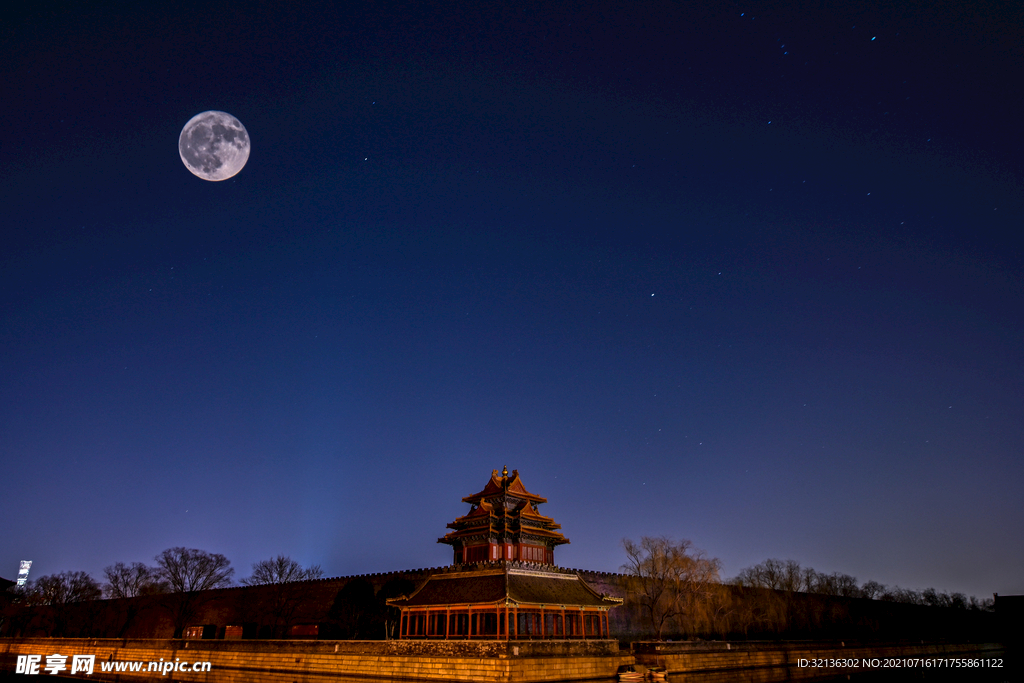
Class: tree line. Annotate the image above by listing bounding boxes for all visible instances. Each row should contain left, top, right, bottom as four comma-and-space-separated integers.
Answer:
620, 537, 995, 641
733, 557, 993, 610
3, 540, 998, 642
0, 548, 334, 638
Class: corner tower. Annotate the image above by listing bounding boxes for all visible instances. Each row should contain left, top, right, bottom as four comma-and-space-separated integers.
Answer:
439, 467, 569, 565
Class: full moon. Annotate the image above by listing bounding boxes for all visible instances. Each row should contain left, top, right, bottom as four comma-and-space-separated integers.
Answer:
178, 111, 250, 181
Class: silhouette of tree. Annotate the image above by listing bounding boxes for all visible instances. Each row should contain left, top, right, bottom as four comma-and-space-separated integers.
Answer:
807, 570, 861, 598
103, 562, 167, 636
861, 580, 886, 600
154, 547, 233, 638
735, 559, 804, 592
242, 555, 323, 585
104, 562, 166, 599
31, 572, 101, 636
240, 555, 323, 638
734, 559, 863, 597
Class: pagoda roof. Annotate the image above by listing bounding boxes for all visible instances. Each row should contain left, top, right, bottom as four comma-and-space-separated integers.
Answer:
518, 501, 561, 527
462, 468, 547, 505
459, 500, 494, 520
388, 564, 622, 609
438, 524, 568, 544
439, 468, 571, 549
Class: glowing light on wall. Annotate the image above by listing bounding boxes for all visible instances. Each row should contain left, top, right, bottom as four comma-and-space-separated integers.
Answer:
16, 560, 32, 586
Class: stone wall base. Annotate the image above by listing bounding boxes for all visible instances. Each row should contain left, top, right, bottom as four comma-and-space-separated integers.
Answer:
0, 638, 630, 683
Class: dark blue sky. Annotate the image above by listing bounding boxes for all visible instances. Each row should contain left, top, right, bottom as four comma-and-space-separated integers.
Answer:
2, 0, 1021, 599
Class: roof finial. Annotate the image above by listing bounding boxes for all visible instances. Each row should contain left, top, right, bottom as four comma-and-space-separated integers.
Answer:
502, 465, 508, 478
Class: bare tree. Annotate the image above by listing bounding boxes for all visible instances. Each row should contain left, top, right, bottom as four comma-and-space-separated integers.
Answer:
729, 557, 994, 639
240, 556, 323, 637
969, 595, 995, 611
31, 572, 102, 636
156, 548, 234, 593
921, 587, 969, 609
860, 580, 886, 600
735, 560, 864, 597
103, 562, 167, 636
808, 571, 861, 598
104, 562, 166, 599
154, 548, 233, 638
621, 536, 721, 640
734, 559, 804, 592
242, 555, 323, 586
692, 582, 739, 639
879, 585, 923, 604
32, 572, 102, 606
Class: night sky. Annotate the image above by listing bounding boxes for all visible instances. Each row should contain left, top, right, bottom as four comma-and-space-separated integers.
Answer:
2, 0, 1021, 601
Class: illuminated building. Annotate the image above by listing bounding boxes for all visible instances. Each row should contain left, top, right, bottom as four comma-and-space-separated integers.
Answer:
389, 468, 621, 639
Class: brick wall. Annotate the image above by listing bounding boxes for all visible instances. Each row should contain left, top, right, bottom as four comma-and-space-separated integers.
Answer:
1, 567, 441, 640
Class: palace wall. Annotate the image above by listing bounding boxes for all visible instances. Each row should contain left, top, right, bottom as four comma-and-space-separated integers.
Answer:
0, 567, 440, 641
1, 564, 999, 643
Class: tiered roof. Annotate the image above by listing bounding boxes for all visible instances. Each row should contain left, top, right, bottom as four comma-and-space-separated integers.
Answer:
390, 469, 621, 639
438, 467, 569, 551
390, 564, 621, 609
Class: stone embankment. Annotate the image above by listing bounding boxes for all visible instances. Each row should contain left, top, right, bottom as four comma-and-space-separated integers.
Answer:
0, 637, 630, 683
2, 637, 1005, 682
